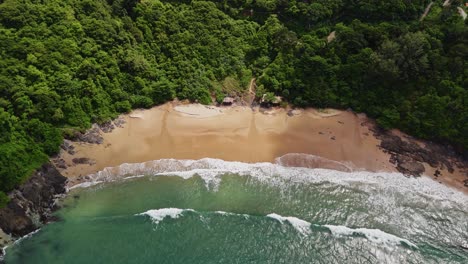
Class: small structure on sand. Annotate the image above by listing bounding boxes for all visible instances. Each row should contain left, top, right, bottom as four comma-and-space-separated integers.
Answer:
260, 94, 282, 107
222, 97, 235, 106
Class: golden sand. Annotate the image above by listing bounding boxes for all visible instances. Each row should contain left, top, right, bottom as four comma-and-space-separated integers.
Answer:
59, 103, 392, 177
56, 103, 466, 193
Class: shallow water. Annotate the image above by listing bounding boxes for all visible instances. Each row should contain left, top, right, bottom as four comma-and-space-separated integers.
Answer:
4, 159, 468, 263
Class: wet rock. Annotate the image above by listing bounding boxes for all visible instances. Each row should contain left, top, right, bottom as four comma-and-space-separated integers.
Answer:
398, 161, 425, 177
0, 163, 67, 237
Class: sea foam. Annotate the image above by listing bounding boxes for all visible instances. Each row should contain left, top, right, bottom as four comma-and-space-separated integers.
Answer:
267, 213, 312, 235
71, 157, 467, 249
137, 208, 194, 224
323, 225, 417, 248
69, 157, 468, 208
135, 208, 417, 248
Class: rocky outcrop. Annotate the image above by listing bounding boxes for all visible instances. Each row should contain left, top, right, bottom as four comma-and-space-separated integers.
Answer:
72, 117, 126, 144
77, 124, 103, 144
0, 163, 67, 238
372, 128, 466, 178
60, 139, 76, 155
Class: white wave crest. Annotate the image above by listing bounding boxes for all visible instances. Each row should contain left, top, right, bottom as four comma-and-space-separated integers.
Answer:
68, 181, 104, 190
68, 158, 468, 209
324, 225, 417, 248
1, 228, 42, 260
137, 208, 194, 224
215, 211, 250, 218
267, 213, 311, 235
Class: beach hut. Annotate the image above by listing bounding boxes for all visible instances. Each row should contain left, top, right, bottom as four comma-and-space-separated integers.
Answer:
222, 97, 234, 106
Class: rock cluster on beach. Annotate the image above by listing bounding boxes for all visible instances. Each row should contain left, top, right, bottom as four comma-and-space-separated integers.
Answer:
67, 117, 126, 145
375, 129, 465, 178
77, 125, 103, 144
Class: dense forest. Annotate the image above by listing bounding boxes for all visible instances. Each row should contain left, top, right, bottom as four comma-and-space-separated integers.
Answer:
0, 0, 467, 206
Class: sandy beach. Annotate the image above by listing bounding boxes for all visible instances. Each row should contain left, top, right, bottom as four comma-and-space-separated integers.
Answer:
55, 102, 467, 193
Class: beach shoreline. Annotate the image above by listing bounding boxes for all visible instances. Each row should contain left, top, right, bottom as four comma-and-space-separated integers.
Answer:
52, 102, 467, 193
1, 101, 467, 260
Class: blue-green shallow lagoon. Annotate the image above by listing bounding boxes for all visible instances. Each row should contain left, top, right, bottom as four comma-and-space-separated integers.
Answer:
4, 160, 468, 263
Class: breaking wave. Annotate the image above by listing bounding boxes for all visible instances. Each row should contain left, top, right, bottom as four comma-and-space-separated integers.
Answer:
266, 213, 312, 235
135, 208, 417, 248
69, 158, 468, 206
323, 225, 417, 248
71, 158, 467, 252
137, 208, 195, 224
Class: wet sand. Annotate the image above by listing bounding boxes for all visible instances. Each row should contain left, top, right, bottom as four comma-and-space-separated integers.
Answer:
56, 103, 467, 193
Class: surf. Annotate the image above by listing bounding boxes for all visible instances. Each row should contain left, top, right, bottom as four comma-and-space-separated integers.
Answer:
4, 158, 468, 264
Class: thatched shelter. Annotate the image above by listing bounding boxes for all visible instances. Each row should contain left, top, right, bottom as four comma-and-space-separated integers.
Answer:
222, 97, 235, 106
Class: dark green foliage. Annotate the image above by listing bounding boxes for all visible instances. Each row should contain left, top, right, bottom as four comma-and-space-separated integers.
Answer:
0, 192, 8, 208
0, 0, 466, 203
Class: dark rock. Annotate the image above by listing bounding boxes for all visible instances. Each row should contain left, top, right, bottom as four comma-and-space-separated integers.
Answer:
373, 127, 466, 180
0, 163, 67, 237
114, 118, 126, 128
99, 121, 115, 133
76, 125, 103, 144
72, 157, 95, 165
60, 140, 75, 155
398, 161, 425, 177
53, 158, 67, 169
331, 136, 336, 140
72, 157, 88, 164
47, 215, 61, 223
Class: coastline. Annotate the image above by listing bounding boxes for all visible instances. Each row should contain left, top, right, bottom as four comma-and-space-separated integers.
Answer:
1, 102, 467, 260
53, 102, 467, 193
0, 164, 67, 262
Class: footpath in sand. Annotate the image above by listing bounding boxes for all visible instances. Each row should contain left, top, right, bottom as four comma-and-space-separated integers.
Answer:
55, 102, 467, 193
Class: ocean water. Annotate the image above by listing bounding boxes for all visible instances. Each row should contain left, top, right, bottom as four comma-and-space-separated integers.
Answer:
4, 159, 468, 264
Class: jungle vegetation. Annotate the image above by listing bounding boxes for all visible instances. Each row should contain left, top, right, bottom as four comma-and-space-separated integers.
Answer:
0, 0, 467, 205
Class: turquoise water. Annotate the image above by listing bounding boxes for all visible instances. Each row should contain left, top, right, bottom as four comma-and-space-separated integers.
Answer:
4, 159, 468, 263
